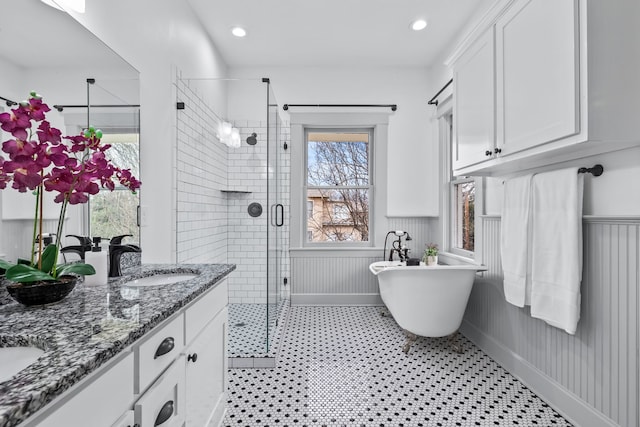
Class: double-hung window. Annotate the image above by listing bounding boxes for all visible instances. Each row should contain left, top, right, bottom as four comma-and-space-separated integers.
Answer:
89, 131, 140, 243
440, 107, 479, 260
451, 176, 475, 255
305, 129, 372, 244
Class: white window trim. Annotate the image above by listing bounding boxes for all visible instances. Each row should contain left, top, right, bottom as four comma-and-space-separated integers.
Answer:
304, 127, 373, 247
437, 96, 484, 265
289, 112, 390, 252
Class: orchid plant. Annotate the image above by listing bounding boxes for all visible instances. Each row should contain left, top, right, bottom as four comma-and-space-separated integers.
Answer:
0, 92, 141, 283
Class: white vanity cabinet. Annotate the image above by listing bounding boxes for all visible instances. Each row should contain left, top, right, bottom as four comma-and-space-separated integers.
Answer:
24, 277, 229, 427
29, 353, 135, 427
453, 27, 496, 169
184, 307, 228, 426
449, 0, 640, 176
133, 277, 229, 427
183, 278, 229, 427
111, 411, 135, 427
134, 355, 186, 427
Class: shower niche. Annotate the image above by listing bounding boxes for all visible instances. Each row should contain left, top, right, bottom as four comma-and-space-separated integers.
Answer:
175, 76, 289, 361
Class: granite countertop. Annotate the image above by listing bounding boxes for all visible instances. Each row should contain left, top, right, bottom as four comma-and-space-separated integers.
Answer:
0, 263, 235, 427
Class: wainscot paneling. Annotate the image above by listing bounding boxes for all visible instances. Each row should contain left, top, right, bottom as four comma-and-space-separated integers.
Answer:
290, 253, 383, 305
462, 216, 639, 427
290, 217, 437, 305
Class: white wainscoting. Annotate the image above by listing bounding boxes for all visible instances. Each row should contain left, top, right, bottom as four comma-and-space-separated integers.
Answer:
462, 215, 639, 427
290, 251, 382, 305
289, 217, 437, 305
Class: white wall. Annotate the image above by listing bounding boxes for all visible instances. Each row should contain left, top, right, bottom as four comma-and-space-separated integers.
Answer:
66, 0, 229, 263
483, 147, 640, 216
229, 66, 439, 217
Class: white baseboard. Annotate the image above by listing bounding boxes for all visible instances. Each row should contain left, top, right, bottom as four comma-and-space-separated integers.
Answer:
460, 320, 619, 427
291, 293, 383, 306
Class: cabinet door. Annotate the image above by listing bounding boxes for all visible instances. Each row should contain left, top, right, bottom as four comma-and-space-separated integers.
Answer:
453, 27, 496, 169
496, 0, 580, 154
36, 353, 134, 427
111, 411, 134, 427
184, 307, 228, 427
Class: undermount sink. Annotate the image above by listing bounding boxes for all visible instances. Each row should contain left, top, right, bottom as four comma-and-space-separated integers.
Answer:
121, 273, 198, 288
0, 346, 45, 383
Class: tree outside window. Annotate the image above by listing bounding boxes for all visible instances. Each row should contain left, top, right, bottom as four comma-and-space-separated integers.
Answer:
453, 179, 475, 252
89, 133, 140, 243
305, 130, 371, 243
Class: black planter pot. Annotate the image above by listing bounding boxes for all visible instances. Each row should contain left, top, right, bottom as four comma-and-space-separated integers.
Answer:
5, 276, 77, 306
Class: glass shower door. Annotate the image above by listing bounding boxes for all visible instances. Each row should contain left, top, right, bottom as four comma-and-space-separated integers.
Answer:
266, 82, 283, 351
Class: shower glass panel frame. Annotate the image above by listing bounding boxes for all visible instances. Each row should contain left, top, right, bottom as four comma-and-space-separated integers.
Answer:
55, 78, 141, 259
87, 79, 141, 248
174, 76, 287, 357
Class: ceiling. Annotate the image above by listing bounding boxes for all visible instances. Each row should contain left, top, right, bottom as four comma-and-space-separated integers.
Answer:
186, 0, 491, 68
0, 1, 131, 70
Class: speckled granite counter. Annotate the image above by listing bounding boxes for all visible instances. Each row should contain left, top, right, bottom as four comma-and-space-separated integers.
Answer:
0, 263, 235, 427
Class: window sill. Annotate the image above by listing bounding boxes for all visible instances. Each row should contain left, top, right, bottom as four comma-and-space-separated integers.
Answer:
290, 247, 384, 258
438, 251, 482, 266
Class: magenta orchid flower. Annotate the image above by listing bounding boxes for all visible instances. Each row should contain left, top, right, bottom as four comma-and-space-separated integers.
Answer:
0, 92, 141, 281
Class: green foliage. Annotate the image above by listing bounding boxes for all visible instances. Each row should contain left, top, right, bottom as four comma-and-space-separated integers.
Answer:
425, 243, 439, 257
1, 244, 95, 283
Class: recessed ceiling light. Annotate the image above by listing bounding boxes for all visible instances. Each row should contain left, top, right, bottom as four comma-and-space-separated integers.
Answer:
231, 27, 247, 38
411, 19, 428, 31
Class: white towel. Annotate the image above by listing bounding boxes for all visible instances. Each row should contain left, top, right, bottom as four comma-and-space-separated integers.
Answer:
500, 174, 534, 307
530, 168, 584, 334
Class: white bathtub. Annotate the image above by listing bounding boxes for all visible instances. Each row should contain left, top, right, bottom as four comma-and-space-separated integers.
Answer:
369, 261, 487, 338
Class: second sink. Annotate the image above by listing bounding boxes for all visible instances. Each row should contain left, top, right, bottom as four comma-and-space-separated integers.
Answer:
0, 345, 45, 383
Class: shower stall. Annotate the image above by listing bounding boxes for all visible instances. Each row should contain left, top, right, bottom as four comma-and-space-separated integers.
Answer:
175, 75, 289, 358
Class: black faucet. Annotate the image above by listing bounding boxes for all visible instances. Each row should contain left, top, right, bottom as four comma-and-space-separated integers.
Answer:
60, 235, 92, 261
108, 234, 141, 277
386, 230, 412, 262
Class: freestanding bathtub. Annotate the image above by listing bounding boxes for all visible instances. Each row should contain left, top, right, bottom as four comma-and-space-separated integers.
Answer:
369, 260, 487, 352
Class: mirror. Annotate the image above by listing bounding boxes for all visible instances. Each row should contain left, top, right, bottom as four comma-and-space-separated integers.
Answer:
0, 1, 140, 263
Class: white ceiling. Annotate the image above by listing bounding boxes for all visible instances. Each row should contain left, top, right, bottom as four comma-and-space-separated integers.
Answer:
0, 1, 131, 70
186, 0, 491, 68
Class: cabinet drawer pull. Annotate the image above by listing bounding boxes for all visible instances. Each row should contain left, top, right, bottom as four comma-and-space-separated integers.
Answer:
485, 150, 493, 156
154, 400, 174, 426
188, 353, 198, 363
494, 147, 502, 154
154, 337, 175, 359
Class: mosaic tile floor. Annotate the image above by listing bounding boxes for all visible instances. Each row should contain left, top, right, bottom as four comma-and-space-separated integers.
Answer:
229, 300, 287, 357
223, 306, 573, 427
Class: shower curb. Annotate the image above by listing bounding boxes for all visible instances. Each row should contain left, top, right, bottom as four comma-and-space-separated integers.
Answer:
228, 299, 291, 369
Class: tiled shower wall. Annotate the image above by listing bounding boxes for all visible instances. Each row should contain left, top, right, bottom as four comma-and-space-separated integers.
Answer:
227, 121, 290, 304
462, 216, 639, 427
175, 76, 228, 264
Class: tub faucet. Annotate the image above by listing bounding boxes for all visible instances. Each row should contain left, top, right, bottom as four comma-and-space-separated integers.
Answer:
386, 231, 412, 262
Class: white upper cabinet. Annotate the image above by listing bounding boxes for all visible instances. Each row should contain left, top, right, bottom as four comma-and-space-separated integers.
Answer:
453, 28, 496, 170
496, 0, 579, 154
448, 0, 640, 176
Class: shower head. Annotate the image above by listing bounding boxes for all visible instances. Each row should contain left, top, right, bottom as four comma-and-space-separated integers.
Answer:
246, 132, 257, 145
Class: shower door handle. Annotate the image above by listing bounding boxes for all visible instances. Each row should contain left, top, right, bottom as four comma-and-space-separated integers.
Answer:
270, 204, 276, 227
276, 204, 284, 227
